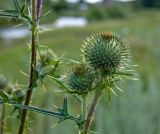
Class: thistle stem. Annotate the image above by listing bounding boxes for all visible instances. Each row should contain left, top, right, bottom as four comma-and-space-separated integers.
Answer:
83, 89, 102, 134
79, 95, 87, 134
81, 95, 87, 123
18, 0, 37, 134
0, 105, 5, 134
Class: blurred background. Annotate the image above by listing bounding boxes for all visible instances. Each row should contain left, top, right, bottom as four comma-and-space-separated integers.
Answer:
0, 0, 160, 134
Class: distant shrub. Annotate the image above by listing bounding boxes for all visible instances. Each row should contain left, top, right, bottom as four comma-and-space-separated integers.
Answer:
51, 0, 68, 12
106, 4, 127, 18
85, 4, 130, 22
85, 6, 106, 21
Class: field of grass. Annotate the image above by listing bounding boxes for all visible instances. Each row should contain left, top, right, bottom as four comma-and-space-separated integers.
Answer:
0, 10, 160, 134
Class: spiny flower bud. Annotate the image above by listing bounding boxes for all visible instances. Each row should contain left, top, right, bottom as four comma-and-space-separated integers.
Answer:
66, 65, 94, 95
82, 32, 130, 75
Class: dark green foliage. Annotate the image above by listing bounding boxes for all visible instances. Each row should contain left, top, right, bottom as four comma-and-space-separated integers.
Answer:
51, 0, 68, 12
106, 5, 127, 18
85, 6, 106, 21
135, 0, 160, 8
85, 4, 130, 22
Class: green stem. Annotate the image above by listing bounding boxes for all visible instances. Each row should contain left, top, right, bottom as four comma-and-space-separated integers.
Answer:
79, 95, 87, 134
0, 105, 5, 134
83, 89, 102, 134
18, 0, 37, 134
81, 95, 87, 122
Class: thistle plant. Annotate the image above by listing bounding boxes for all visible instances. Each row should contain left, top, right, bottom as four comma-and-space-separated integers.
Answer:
0, 1, 136, 134
80, 32, 132, 134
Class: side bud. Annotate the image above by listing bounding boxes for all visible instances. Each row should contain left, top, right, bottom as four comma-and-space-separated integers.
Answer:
66, 64, 94, 95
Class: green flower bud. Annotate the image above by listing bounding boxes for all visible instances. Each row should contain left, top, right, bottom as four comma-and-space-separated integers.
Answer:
82, 32, 129, 75
66, 65, 94, 95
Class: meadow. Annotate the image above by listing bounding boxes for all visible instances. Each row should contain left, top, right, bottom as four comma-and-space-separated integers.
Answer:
0, 10, 160, 134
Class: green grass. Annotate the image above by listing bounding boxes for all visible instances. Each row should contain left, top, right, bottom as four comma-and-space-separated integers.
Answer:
0, 10, 160, 134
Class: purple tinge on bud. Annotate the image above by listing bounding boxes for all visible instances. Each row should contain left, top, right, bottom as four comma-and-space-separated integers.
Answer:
36, 0, 42, 19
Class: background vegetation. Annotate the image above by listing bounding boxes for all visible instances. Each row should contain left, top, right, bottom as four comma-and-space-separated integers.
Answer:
0, 0, 160, 134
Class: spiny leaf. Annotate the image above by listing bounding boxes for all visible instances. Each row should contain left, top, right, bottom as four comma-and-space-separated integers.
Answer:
114, 71, 136, 77
20, 5, 26, 14
109, 87, 117, 96
0, 10, 19, 18
0, 100, 79, 123
37, 10, 52, 21
48, 76, 70, 91
105, 86, 112, 103
14, 0, 21, 12
60, 58, 80, 64
0, 91, 10, 102
37, 44, 48, 48
39, 65, 55, 77
63, 97, 68, 115
48, 76, 83, 95
9, 102, 63, 118
115, 86, 123, 92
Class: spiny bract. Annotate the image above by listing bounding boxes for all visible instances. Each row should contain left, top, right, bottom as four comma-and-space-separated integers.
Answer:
38, 49, 56, 67
82, 32, 130, 74
66, 65, 94, 94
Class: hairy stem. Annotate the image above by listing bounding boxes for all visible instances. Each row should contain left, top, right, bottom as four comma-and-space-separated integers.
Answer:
0, 105, 5, 134
18, 0, 37, 134
83, 89, 102, 134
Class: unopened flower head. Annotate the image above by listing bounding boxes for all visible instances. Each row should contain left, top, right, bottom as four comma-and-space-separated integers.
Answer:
82, 32, 130, 75
66, 65, 94, 94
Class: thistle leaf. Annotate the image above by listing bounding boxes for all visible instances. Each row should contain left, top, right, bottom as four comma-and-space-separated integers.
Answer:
105, 87, 112, 103
39, 65, 55, 77
0, 91, 10, 102
114, 71, 136, 77
0, 10, 19, 18
20, 5, 26, 14
60, 58, 80, 64
63, 97, 68, 115
48, 76, 68, 91
109, 87, 117, 96
14, 0, 21, 12
9, 102, 62, 118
